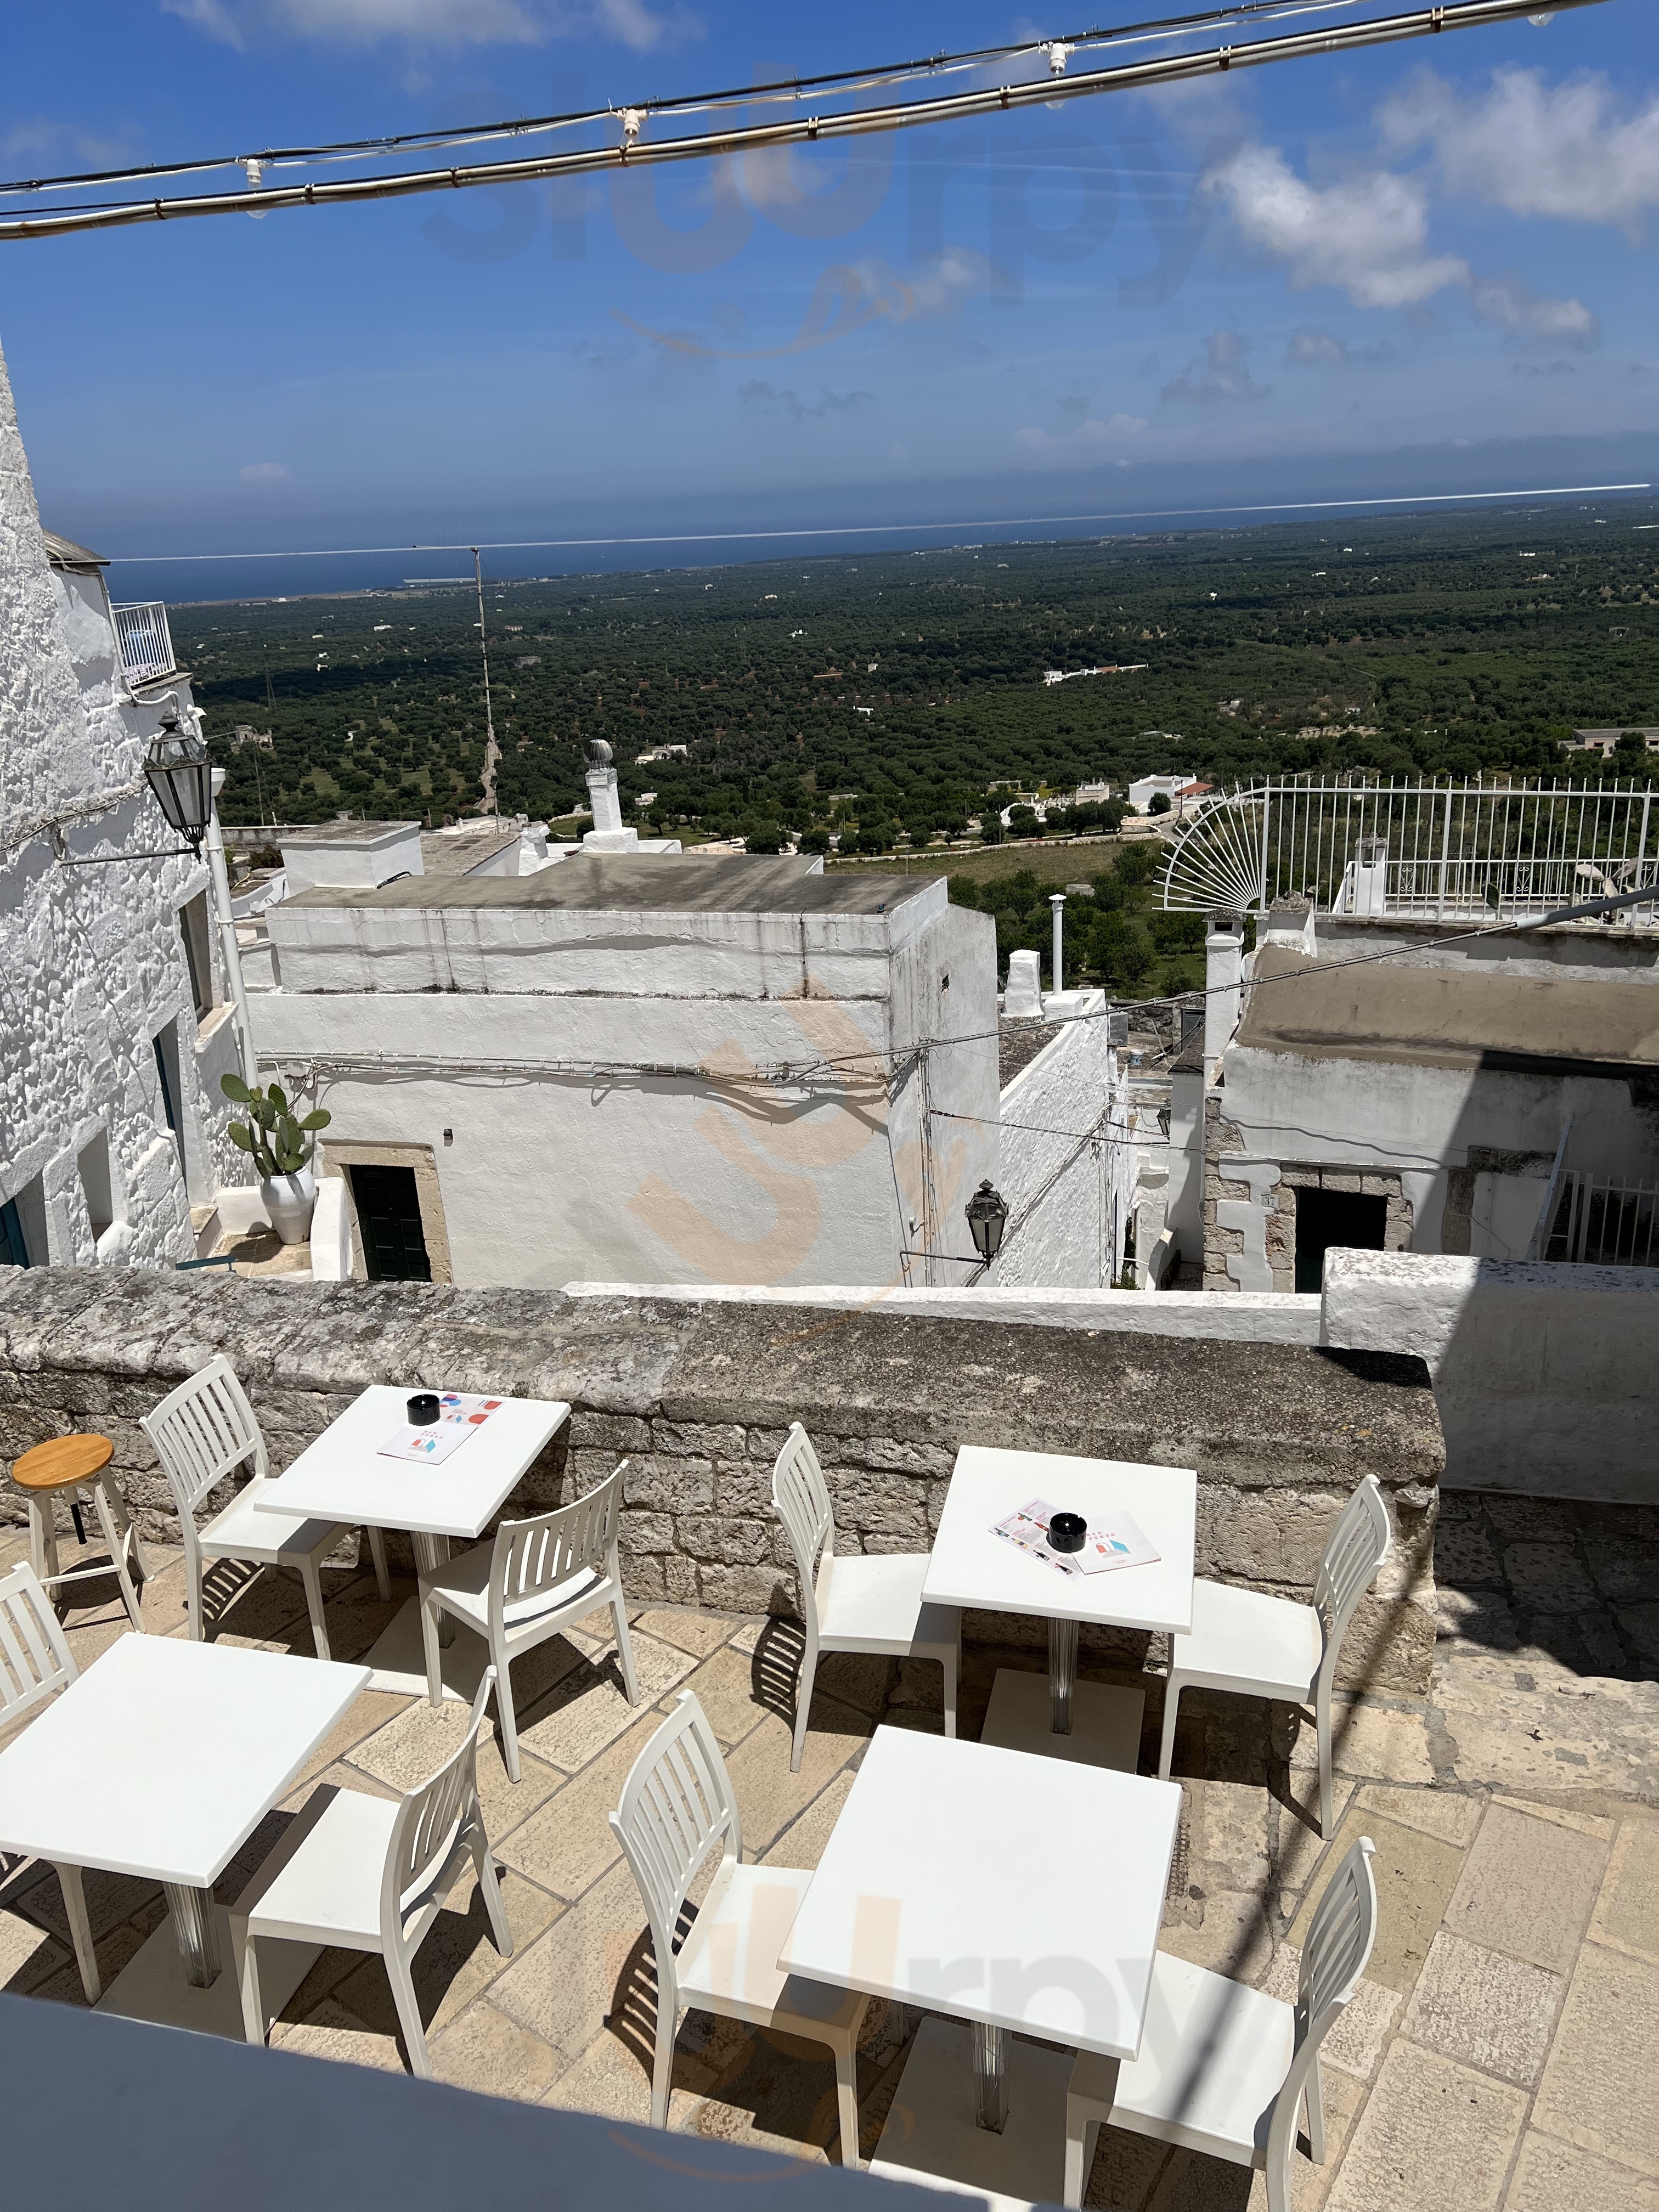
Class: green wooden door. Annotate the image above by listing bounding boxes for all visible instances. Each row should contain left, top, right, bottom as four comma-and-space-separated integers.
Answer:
348, 1164, 432, 1282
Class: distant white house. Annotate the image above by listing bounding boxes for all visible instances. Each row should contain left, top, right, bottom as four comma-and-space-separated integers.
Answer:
0, 341, 242, 1269
1040, 664, 1149, 686
1127, 774, 1205, 814
1562, 727, 1659, 757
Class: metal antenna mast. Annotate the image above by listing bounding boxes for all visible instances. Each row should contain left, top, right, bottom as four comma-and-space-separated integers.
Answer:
472, 545, 499, 817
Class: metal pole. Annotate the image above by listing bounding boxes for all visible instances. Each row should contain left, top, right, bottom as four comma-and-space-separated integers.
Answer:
1050, 892, 1065, 995
473, 548, 499, 818
205, 766, 258, 1087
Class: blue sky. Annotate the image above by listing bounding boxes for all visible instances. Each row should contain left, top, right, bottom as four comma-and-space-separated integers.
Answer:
1, 0, 1655, 590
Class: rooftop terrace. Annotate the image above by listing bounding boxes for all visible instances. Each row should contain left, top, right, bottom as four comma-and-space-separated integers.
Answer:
281, 854, 939, 917
0, 1269, 1653, 2209
3, 1494, 1654, 2207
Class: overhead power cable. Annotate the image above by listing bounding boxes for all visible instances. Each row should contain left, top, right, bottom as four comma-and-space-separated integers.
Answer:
0, 1, 1399, 201
0, 0, 1609, 243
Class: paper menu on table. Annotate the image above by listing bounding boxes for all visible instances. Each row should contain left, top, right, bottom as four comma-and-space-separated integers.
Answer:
991, 1497, 1161, 1579
378, 1392, 504, 1465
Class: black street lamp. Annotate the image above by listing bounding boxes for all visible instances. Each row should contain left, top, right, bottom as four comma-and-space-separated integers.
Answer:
965, 1180, 1010, 1267
142, 713, 215, 854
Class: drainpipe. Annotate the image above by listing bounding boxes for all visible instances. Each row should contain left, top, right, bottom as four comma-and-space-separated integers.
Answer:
1049, 892, 1065, 996
205, 765, 258, 1086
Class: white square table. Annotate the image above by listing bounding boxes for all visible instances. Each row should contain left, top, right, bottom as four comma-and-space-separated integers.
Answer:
923, 1446, 1197, 1770
253, 1385, 571, 1697
779, 1729, 1182, 2203
0, 1635, 369, 2036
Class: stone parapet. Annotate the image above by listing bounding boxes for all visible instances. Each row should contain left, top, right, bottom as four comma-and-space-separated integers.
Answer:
0, 1264, 1443, 1690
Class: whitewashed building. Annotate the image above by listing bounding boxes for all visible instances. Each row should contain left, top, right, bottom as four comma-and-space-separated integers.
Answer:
994, 991, 1137, 1290
247, 855, 998, 1290
0, 340, 242, 1269
1186, 909, 1659, 1292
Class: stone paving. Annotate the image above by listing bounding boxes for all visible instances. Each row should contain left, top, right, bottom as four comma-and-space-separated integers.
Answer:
0, 1493, 1655, 2211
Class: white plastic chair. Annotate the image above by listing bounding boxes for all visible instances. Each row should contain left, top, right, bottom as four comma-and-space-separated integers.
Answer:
231, 1667, 512, 2078
0, 1561, 101, 2002
610, 1690, 869, 2159
772, 1423, 958, 1773
1064, 1836, 1378, 2212
1158, 1474, 1391, 1835
141, 1356, 389, 1663
419, 1462, 637, 1784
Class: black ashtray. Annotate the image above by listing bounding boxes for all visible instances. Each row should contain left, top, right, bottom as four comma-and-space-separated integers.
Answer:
1048, 1511, 1087, 1555
407, 1392, 441, 1426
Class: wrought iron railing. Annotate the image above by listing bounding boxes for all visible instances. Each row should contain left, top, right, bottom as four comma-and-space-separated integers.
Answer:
1160, 779, 1659, 927
111, 599, 177, 684
1543, 1172, 1659, 1268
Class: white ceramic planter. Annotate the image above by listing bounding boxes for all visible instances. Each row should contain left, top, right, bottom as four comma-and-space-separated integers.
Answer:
261, 1166, 317, 1245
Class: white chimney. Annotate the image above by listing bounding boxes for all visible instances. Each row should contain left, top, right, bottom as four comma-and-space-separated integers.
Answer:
1005, 947, 1043, 1017
1205, 912, 1244, 1075
584, 738, 624, 836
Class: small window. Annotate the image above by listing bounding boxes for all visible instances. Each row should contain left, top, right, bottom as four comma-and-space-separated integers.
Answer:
2, 1193, 33, 1267
178, 891, 216, 1023
1294, 1188, 1387, 1295
153, 1023, 185, 1172
77, 1129, 117, 1245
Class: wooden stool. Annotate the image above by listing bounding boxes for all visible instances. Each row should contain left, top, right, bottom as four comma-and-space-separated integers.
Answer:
10, 1436, 147, 1633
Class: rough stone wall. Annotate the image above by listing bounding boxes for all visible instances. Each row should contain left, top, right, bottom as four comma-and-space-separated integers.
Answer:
0, 332, 240, 1265
1203, 1093, 1413, 1293
0, 1264, 1443, 1692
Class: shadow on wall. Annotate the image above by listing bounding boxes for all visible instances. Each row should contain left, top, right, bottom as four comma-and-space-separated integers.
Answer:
1321, 1247, 1659, 1508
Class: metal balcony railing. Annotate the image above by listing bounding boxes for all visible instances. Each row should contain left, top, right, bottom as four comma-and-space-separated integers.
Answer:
1160, 778, 1659, 927
1543, 1171, 1659, 1268
111, 599, 177, 684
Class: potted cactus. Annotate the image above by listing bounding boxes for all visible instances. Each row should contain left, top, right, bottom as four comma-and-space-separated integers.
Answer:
220, 1074, 331, 1244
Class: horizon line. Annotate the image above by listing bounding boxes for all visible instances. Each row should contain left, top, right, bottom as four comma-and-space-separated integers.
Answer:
104, 483, 1654, 565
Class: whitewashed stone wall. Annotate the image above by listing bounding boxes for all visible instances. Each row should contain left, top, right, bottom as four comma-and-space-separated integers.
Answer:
1323, 1248, 1659, 1505
995, 994, 1138, 1289
0, 332, 241, 1266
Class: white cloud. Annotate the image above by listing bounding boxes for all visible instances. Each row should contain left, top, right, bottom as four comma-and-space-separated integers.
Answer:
1015, 413, 1148, 460
1160, 328, 1268, 405
1286, 327, 1393, 368
1209, 143, 1468, 309
1381, 67, 1659, 234
0, 117, 140, 170
853, 246, 997, 320
1209, 140, 1597, 344
162, 0, 699, 50
1471, 274, 1599, 346
592, 0, 699, 53
239, 461, 292, 482
738, 382, 876, 421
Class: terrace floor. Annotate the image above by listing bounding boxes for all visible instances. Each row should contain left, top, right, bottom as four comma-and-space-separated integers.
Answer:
2, 1492, 1655, 2212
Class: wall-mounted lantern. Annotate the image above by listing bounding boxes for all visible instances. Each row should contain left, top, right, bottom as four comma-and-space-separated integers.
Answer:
965, 1180, 1010, 1267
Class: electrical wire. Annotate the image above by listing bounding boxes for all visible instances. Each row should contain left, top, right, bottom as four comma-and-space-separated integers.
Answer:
909, 880, 1659, 1062
0, 0, 1610, 241
249, 883, 1659, 1101
0, 0, 1429, 203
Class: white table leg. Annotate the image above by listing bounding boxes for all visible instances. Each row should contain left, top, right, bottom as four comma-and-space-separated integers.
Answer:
974, 2020, 1009, 2133
1049, 1617, 1078, 1736
411, 1531, 454, 1645
163, 1882, 223, 1988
